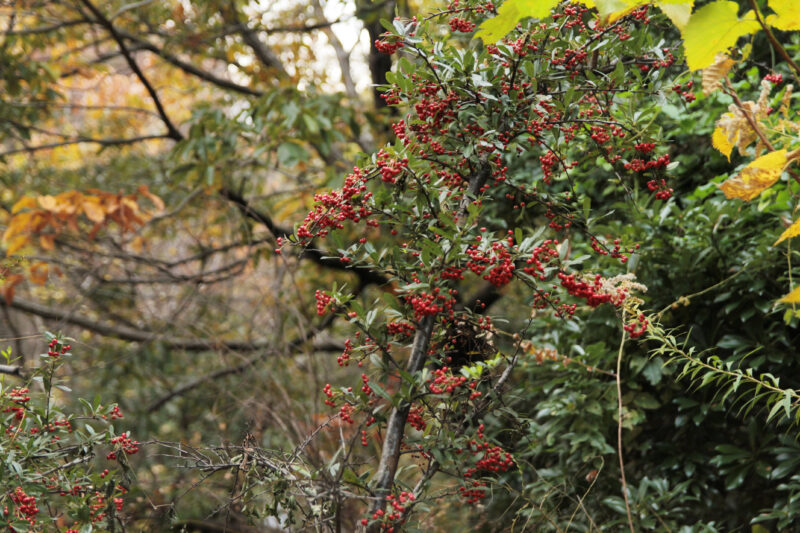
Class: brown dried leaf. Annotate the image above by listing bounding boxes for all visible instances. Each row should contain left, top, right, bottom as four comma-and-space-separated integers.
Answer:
702, 54, 735, 95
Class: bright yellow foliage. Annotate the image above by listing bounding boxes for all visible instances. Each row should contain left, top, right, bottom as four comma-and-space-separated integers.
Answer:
766, 0, 800, 32
720, 149, 788, 201
475, 0, 560, 43
681, 1, 759, 71
779, 286, 800, 304
656, 1, 694, 29
774, 217, 800, 246
712, 126, 735, 160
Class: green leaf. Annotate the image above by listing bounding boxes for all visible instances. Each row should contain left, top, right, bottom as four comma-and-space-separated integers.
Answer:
602, 496, 628, 515
277, 142, 309, 167
681, 1, 760, 71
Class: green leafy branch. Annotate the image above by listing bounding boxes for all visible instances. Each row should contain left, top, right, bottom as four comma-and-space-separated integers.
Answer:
647, 321, 800, 426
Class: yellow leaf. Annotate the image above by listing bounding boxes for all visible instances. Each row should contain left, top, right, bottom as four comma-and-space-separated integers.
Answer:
766, 0, 800, 31
11, 196, 37, 214
702, 54, 736, 95
656, 1, 693, 29
5, 234, 29, 256
779, 286, 800, 304
681, 1, 760, 71
775, 217, 800, 246
712, 126, 735, 160
475, 0, 560, 43
716, 109, 759, 157
3, 212, 33, 241
720, 149, 788, 201
37, 195, 58, 211
594, 0, 642, 23
82, 199, 106, 223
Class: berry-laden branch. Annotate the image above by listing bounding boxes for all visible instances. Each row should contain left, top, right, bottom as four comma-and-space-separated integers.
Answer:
278, 2, 679, 529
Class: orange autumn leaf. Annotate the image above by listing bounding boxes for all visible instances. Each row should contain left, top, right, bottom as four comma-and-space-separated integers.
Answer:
1, 274, 24, 304
28, 262, 49, 285
137, 185, 165, 211
39, 234, 55, 250
82, 199, 106, 223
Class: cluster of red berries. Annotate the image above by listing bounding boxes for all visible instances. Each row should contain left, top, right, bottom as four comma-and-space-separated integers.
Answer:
361, 491, 416, 531
297, 167, 376, 241
386, 321, 415, 337
3, 386, 31, 424
406, 290, 455, 320
647, 178, 674, 200
428, 366, 468, 394
106, 432, 139, 460
765, 73, 783, 84
376, 150, 409, 184
558, 272, 625, 308
466, 239, 517, 286
672, 80, 696, 102
455, 425, 515, 503
449, 17, 475, 32
440, 265, 465, 281
87, 488, 125, 524
624, 153, 670, 172
6, 486, 38, 525
28, 418, 72, 436
339, 403, 354, 424
360, 373, 374, 397
624, 313, 649, 339
407, 405, 427, 431
322, 383, 335, 407
522, 239, 560, 280
314, 290, 332, 316
47, 337, 71, 358
375, 34, 404, 54
337, 339, 353, 367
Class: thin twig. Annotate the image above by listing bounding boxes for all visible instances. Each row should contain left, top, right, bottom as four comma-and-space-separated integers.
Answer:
748, 0, 800, 84
615, 318, 635, 533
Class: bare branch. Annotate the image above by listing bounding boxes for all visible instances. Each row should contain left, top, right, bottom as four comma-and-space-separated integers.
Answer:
6, 18, 89, 35
220, 2, 287, 76
147, 314, 337, 412
0, 135, 172, 157
220, 188, 389, 287
113, 30, 263, 97
3, 297, 272, 353
78, 0, 183, 141
0, 364, 24, 378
